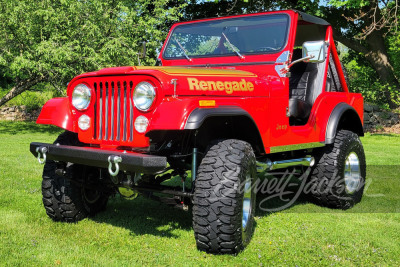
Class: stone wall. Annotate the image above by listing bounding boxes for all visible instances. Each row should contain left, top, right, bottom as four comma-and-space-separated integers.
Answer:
0, 106, 41, 121
363, 103, 400, 131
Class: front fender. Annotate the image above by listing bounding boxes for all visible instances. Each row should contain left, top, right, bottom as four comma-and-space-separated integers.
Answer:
36, 97, 76, 132
147, 97, 199, 131
184, 106, 254, 129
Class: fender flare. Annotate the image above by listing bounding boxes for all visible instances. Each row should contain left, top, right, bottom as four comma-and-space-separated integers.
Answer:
184, 106, 254, 130
184, 106, 265, 153
36, 97, 75, 132
325, 102, 364, 144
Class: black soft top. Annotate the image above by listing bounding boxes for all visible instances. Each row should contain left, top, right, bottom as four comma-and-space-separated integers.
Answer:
296, 10, 330, 26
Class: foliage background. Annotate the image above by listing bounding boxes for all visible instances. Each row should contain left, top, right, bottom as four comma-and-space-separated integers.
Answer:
0, 0, 400, 109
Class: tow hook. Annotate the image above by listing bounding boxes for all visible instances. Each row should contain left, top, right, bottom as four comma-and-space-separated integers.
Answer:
108, 155, 122, 177
36, 147, 48, 164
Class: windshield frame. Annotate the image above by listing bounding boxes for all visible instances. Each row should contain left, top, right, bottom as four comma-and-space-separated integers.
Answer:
162, 13, 291, 61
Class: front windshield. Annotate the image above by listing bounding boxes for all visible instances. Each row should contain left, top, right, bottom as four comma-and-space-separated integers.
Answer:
163, 14, 289, 59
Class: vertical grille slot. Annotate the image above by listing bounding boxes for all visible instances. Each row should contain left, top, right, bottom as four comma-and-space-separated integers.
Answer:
93, 83, 98, 139
98, 82, 103, 140
94, 78, 134, 143
110, 82, 115, 140
129, 81, 134, 142
104, 82, 109, 140
116, 82, 121, 141
123, 81, 127, 141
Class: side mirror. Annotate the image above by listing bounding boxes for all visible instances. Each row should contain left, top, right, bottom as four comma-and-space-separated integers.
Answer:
302, 41, 326, 63
139, 41, 147, 59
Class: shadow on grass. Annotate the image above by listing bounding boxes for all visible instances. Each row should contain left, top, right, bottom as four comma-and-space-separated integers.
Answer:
369, 133, 400, 137
0, 121, 63, 135
255, 191, 309, 217
93, 195, 193, 238
92, 177, 311, 239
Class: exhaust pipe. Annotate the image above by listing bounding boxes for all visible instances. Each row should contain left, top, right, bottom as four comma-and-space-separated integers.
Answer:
257, 157, 315, 172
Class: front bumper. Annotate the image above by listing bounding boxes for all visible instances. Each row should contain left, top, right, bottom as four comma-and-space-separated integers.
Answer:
30, 142, 167, 174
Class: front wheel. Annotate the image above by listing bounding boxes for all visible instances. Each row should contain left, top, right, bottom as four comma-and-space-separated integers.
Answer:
192, 139, 256, 254
42, 131, 109, 222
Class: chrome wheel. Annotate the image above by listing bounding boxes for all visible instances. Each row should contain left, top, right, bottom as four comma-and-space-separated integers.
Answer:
242, 178, 252, 231
82, 172, 101, 204
83, 188, 101, 204
344, 152, 361, 194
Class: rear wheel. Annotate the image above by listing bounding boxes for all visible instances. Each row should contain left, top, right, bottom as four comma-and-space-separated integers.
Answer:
41, 131, 109, 222
307, 130, 366, 209
192, 139, 256, 254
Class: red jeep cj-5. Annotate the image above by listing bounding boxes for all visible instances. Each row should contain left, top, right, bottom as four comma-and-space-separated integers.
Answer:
31, 10, 366, 254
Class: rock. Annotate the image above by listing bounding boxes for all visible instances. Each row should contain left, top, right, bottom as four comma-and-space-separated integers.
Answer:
18, 105, 27, 112
372, 104, 381, 112
364, 112, 370, 122
364, 103, 374, 112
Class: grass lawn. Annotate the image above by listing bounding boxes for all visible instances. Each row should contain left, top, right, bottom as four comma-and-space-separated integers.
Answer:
0, 121, 399, 266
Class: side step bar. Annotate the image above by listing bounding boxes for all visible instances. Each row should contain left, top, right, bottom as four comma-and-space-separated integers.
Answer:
257, 157, 315, 172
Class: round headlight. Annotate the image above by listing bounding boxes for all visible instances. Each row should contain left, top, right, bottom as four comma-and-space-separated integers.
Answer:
133, 82, 156, 111
72, 84, 91, 110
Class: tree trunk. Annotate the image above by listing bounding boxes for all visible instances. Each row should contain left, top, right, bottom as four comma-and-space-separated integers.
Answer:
0, 76, 45, 107
364, 30, 399, 108
333, 29, 399, 108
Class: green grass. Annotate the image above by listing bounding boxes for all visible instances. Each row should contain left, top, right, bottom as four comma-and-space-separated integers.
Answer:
0, 121, 399, 266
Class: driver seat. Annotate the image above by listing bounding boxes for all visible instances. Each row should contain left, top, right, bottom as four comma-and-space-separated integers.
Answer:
288, 49, 326, 123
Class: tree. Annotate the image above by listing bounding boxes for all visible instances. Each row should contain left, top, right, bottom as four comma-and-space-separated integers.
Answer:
0, 0, 185, 107
325, 0, 400, 107
1, 0, 399, 107
199, 0, 400, 107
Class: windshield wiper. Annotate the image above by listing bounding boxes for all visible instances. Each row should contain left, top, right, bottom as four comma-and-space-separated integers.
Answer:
174, 37, 192, 62
222, 32, 244, 60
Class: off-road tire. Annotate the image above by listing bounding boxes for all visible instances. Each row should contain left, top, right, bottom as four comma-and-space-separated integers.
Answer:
42, 131, 108, 222
307, 130, 366, 209
192, 139, 256, 254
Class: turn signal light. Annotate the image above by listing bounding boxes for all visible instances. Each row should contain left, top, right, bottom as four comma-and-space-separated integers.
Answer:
199, 100, 216, 107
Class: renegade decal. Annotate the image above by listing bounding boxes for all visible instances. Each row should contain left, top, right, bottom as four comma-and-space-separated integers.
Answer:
187, 78, 254, 94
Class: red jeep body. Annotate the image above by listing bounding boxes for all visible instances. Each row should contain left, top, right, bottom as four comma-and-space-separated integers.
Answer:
35, 10, 363, 155
30, 10, 365, 254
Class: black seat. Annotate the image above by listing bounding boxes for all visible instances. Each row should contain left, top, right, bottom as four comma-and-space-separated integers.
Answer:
288, 49, 326, 122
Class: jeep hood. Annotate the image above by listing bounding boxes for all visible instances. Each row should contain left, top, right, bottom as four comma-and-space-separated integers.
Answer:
71, 66, 268, 97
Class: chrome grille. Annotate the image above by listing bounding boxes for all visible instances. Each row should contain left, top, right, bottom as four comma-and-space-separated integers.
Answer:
94, 80, 134, 142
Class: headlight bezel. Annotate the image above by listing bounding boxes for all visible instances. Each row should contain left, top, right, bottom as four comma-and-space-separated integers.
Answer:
72, 83, 92, 111
133, 81, 156, 112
